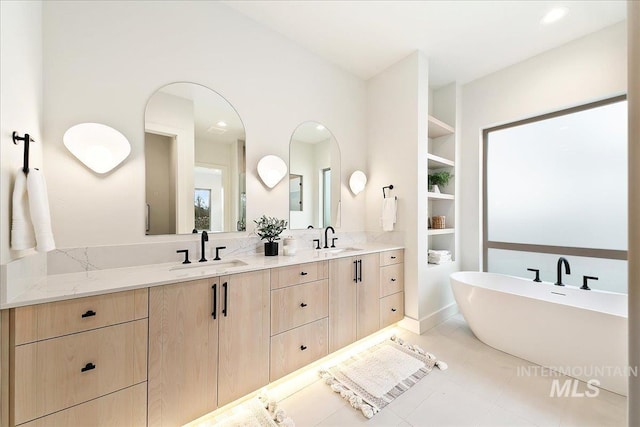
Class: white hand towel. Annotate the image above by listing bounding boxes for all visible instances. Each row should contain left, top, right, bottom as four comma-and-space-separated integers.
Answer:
27, 169, 56, 252
11, 171, 36, 250
381, 197, 397, 231
11, 169, 55, 252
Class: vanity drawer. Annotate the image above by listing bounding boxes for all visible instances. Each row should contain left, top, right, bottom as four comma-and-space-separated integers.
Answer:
271, 279, 328, 335
379, 249, 403, 267
13, 319, 148, 425
271, 261, 328, 290
380, 264, 404, 297
270, 318, 328, 381
13, 288, 148, 345
18, 382, 147, 427
380, 292, 404, 328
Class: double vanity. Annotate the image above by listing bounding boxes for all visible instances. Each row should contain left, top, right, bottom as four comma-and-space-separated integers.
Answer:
1, 244, 404, 427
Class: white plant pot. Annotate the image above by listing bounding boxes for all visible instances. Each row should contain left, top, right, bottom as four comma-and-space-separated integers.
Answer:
432, 185, 440, 194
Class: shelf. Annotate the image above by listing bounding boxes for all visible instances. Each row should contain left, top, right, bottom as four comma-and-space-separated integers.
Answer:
427, 261, 455, 269
428, 115, 455, 139
427, 192, 454, 200
427, 153, 454, 169
427, 228, 455, 235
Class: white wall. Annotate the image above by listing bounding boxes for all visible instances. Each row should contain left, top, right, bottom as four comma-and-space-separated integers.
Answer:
366, 52, 429, 325
41, 1, 367, 249
0, 1, 43, 265
460, 22, 627, 272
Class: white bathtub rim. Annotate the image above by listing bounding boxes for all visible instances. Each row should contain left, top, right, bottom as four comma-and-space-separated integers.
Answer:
450, 271, 627, 319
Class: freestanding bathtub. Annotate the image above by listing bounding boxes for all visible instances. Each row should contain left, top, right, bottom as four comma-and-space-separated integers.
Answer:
450, 271, 628, 395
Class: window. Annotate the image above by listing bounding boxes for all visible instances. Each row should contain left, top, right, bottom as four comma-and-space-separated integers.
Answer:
483, 96, 627, 293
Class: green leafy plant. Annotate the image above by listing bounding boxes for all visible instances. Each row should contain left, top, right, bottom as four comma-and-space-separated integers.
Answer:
428, 171, 452, 188
254, 215, 288, 243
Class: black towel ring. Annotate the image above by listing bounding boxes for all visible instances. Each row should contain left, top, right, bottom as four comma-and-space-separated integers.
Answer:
12, 131, 34, 174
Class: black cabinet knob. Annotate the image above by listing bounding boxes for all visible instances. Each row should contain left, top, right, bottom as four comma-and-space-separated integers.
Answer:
391, 308, 397, 312
300, 302, 308, 307
390, 256, 397, 259
300, 271, 308, 276
81, 362, 96, 372
390, 278, 396, 282
81, 310, 96, 318
300, 345, 307, 351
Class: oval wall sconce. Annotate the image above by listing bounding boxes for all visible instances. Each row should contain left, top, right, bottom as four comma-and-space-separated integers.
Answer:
257, 155, 287, 188
63, 123, 131, 174
349, 170, 367, 195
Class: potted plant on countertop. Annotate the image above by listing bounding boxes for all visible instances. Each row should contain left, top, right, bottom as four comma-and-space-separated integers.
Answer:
428, 171, 452, 194
254, 215, 288, 256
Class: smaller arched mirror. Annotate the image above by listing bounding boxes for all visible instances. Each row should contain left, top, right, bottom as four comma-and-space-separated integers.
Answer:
289, 122, 341, 229
144, 83, 246, 235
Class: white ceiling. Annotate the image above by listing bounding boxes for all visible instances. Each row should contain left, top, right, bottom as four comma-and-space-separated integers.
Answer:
224, 1, 626, 87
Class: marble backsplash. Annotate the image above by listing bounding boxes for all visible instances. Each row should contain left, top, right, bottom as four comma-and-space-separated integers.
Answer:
1, 230, 403, 304
46, 230, 376, 275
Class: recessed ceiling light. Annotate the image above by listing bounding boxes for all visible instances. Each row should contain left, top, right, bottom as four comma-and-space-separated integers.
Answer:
217, 121, 227, 127
316, 124, 325, 131
541, 7, 569, 25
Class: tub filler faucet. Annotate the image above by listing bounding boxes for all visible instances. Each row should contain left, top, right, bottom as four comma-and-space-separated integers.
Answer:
555, 257, 570, 286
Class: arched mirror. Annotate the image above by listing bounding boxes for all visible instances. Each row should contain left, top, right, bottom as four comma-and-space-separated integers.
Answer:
289, 121, 341, 229
144, 82, 246, 235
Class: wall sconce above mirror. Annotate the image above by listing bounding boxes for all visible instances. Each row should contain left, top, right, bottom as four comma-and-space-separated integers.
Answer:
349, 170, 367, 195
257, 155, 287, 188
144, 82, 246, 235
289, 121, 341, 230
63, 123, 131, 174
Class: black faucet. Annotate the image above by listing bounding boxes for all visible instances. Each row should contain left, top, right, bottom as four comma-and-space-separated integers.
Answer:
323, 226, 335, 249
199, 231, 208, 262
555, 257, 570, 286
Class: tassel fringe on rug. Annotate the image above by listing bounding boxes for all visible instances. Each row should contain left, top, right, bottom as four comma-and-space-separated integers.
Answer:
319, 335, 447, 419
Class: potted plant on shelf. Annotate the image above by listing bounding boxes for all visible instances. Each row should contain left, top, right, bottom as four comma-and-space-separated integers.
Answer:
254, 215, 288, 256
428, 171, 452, 194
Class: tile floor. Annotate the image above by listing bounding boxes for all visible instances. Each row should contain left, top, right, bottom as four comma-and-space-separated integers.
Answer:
278, 314, 628, 427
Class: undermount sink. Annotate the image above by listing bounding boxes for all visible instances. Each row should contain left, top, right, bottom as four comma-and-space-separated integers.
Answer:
322, 247, 363, 255
170, 259, 248, 272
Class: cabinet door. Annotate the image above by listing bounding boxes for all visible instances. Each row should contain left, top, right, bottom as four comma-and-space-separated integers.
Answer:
148, 278, 219, 427
217, 270, 270, 406
357, 253, 381, 339
328, 257, 358, 352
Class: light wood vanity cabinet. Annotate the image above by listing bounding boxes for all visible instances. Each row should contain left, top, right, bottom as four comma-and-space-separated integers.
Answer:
7, 289, 148, 427
269, 261, 328, 381
379, 250, 405, 328
148, 269, 270, 427
1, 248, 403, 427
328, 253, 380, 352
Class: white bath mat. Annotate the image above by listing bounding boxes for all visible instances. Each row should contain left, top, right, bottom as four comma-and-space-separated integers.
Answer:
319, 336, 447, 419
187, 393, 294, 427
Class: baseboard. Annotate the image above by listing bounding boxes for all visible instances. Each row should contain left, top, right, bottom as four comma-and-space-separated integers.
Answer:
398, 302, 459, 335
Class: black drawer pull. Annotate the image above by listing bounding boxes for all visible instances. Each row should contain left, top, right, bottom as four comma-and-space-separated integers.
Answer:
391, 278, 396, 282
300, 302, 308, 308
391, 308, 397, 312
212, 283, 217, 319
300, 271, 308, 276
300, 345, 307, 351
81, 310, 96, 318
390, 256, 397, 259
81, 362, 96, 372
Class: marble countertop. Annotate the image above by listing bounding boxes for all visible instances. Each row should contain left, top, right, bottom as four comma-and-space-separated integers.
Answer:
1, 243, 403, 309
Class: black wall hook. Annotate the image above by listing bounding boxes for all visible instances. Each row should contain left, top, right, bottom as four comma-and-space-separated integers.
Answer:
382, 184, 394, 198
12, 132, 34, 174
